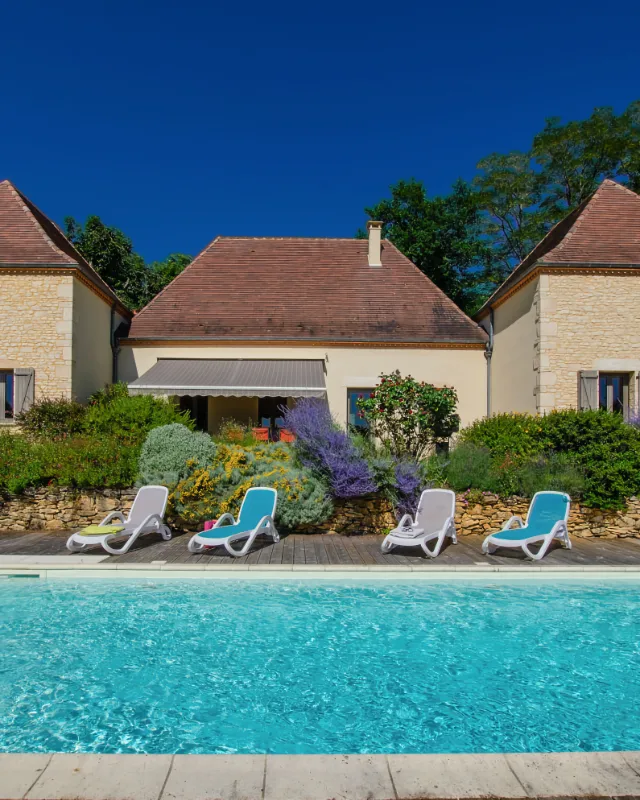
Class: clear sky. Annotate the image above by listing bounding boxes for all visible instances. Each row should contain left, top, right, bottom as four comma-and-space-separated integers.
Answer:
2, 0, 639, 262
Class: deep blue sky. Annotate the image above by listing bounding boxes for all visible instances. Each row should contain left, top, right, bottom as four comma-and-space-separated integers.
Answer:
2, 0, 639, 262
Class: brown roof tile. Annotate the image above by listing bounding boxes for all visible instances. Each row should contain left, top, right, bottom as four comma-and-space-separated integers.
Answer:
0, 179, 130, 315
128, 236, 486, 344
476, 180, 640, 317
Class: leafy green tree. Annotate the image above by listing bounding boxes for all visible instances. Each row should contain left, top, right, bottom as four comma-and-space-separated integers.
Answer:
65, 216, 191, 310
361, 179, 493, 312
533, 102, 640, 211
473, 152, 548, 274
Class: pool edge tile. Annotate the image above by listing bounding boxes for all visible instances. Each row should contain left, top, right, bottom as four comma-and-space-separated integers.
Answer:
0, 753, 52, 800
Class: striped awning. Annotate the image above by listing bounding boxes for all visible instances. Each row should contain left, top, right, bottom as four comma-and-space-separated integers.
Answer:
128, 359, 327, 398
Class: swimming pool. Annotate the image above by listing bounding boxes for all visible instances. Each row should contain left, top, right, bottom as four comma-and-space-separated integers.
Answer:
2, 578, 640, 755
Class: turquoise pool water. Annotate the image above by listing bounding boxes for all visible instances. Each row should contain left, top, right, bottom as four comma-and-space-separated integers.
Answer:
1, 578, 640, 755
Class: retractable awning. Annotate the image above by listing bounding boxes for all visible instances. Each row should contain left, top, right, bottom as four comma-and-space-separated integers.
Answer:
128, 359, 327, 398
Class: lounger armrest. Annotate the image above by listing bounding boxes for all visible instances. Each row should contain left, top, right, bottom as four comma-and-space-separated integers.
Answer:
213, 513, 236, 528
254, 514, 275, 531
99, 511, 126, 526
397, 513, 415, 531
502, 516, 524, 531
132, 513, 164, 534
550, 519, 568, 535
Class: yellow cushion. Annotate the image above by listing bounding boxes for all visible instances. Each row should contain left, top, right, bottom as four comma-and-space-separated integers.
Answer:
80, 524, 126, 536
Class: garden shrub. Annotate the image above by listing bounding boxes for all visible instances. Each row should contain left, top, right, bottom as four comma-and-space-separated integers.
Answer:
357, 371, 460, 459
84, 388, 193, 445
139, 423, 217, 486
215, 418, 256, 445
454, 409, 640, 509
282, 399, 376, 498
439, 443, 494, 492
170, 442, 332, 528
16, 397, 87, 440
0, 433, 138, 494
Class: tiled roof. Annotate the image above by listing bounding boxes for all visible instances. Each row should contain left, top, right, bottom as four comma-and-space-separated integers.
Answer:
127, 236, 487, 344
0, 179, 130, 314
476, 180, 640, 317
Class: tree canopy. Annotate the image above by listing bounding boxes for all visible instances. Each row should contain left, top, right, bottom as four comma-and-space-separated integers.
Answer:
65, 215, 191, 310
363, 101, 640, 314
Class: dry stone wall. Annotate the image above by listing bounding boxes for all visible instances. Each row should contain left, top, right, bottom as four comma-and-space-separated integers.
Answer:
2, 488, 640, 538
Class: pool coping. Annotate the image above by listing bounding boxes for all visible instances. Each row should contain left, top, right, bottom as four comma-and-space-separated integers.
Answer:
3, 559, 640, 580
3, 750, 640, 799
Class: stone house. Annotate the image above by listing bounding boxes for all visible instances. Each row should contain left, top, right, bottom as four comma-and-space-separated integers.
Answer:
0, 180, 131, 421
476, 179, 640, 418
120, 223, 489, 433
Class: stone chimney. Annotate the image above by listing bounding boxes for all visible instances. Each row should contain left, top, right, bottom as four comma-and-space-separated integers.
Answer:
367, 220, 383, 267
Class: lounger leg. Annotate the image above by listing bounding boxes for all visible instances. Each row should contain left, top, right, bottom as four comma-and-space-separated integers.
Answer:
188, 537, 205, 554
160, 525, 172, 541
381, 536, 395, 553
482, 539, 497, 555
422, 531, 447, 558
102, 531, 141, 555
224, 532, 257, 557
66, 535, 88, 553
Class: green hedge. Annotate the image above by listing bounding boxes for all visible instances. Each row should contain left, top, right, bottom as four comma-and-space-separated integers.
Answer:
453, 410, 640, 510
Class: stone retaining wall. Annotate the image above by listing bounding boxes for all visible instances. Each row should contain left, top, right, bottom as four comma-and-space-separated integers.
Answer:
1, 487, 640, 538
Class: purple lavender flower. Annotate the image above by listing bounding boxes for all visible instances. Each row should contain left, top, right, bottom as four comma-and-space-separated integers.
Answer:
393, 460, 424, 519
282, 400, 376, 498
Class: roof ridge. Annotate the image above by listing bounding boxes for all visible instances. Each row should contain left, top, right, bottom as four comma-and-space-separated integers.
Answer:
2, 180, 77, 265
217, 236, 366, 242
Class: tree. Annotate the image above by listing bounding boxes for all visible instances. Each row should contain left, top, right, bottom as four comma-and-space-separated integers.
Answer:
357, 371, 460, 461
473, 152, 548, 274
65, 216, 191, 310
361, 178, 493, 313
474, 101, 640, 267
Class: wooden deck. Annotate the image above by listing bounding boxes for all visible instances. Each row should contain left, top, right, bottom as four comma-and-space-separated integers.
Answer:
2, 528, 640, 567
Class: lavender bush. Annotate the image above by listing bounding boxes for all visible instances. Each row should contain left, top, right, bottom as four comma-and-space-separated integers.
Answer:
393, 459, 425, 519
282, 400, 376, 498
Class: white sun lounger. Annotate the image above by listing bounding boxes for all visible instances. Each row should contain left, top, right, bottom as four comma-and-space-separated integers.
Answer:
66, 485, 171, 555
188, 487, 279, 558
482, 491, 571, 561
381, 488, 457, 558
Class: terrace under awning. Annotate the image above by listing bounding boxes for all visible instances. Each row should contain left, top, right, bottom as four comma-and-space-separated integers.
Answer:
128, 358, 327, 398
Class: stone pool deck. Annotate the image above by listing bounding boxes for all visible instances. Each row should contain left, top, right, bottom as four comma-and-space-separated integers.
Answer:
2, 529, 640, 568
3, 751, 640, 800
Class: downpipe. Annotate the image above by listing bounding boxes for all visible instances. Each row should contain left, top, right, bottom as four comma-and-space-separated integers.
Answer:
484, 309, 494, 418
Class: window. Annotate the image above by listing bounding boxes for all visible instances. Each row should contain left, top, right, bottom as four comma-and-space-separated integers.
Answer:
599, 373, 629, 416
0, 370, 14, 420
347, 388, 373, 429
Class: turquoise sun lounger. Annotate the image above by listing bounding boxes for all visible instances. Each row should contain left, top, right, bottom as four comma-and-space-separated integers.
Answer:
187, 487, 279, 558
482, 491, 571, 561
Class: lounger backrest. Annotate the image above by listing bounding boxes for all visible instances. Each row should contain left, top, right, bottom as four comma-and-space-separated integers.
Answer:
415, 489, 456, 535
526, 492, 570, 536
128, 485, 169, 525
238, 487, 277, 528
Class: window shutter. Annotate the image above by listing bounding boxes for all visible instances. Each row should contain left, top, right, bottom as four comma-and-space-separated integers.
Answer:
14, 368, 35, 415
578, 370, 598, 411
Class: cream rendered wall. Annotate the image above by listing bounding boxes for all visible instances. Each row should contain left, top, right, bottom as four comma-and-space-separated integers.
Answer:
71, 277, 122, 402
482, 278, 539, 414
542, 272, 640, 412
119, 344, 487, 428
0, 272, 73, 399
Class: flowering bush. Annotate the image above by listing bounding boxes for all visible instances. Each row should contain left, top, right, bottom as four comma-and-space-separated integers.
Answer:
282, 400, 376, 498
357, 371, 460, 460
139, 423, 217, 486
16, 397, 86, 440
170, 442, 333, 528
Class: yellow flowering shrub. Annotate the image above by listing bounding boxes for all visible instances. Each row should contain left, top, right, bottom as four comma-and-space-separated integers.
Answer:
170, 442, 332, 528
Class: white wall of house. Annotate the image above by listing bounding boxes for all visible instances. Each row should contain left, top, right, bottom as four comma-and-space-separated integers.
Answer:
119, 343, 487, 429
71, 278, 130, 402
479, 277, 539, 415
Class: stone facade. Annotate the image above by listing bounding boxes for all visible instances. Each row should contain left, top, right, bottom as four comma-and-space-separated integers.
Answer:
537, 272, 640, 413
2, 487, 640, 539
0, 272, 74, 399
